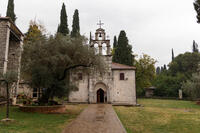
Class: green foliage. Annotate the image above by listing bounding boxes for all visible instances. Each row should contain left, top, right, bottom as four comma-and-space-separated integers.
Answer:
182, 72, 200, 99
168, 52, 200, 77
135, 54, 156, 96
71, 9, 80, 38
112, 30, 133, 66
6, 0, 16, 23
22, 34, 105, 104
153, 73, 186, 97
57, 3, 69, 36
194, 0, 200, 23
24, 20, 45, 43
153, 52, 200, 97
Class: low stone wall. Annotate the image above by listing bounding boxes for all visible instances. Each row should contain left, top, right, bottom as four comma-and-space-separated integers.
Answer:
19, 105, 66, 114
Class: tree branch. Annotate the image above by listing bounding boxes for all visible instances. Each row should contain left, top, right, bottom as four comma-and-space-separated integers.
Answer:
58, 64, 91, 81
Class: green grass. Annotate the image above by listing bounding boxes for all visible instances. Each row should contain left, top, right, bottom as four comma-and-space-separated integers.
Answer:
0, 104, 87, 133
114, 99, 200, 133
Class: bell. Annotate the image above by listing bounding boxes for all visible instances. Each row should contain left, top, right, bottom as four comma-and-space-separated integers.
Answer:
99, 33, 102, 37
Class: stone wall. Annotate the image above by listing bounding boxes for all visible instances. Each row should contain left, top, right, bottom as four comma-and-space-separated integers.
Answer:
112, 70, 136, 105
7, 40, 21, 71
0, 20, 8, 97
69, 70, 89, 103
0, 19, 23, 98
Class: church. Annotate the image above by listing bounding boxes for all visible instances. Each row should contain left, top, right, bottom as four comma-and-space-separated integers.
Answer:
0, 17, 136, 105
69, 22, 137, 105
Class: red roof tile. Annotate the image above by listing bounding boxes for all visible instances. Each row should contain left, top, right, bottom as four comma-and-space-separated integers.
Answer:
112, 62, 136, 70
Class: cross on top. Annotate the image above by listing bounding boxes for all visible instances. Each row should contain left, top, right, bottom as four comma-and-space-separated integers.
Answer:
97, 20, 104, 28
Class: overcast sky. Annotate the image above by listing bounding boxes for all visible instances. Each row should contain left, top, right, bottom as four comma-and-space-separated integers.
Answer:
1, 0, 200, 66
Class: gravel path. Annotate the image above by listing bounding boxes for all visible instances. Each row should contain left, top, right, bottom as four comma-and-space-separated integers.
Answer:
62, 104, 127, 133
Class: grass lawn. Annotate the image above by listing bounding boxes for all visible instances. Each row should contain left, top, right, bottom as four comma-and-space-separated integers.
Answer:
114, 99, 200, 133
0, 104, 87, 133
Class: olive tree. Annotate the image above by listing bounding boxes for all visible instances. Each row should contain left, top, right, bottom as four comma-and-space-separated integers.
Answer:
21, 34, 106, 104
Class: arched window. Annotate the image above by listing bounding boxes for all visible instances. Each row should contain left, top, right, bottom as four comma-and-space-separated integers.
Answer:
120, 73, 125, 80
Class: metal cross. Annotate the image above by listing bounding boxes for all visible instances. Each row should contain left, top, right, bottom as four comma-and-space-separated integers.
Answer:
97, 20, 104, 28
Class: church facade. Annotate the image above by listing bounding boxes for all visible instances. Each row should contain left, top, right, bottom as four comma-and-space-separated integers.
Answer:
0, 17, 136, 105
69, 26, 137, 105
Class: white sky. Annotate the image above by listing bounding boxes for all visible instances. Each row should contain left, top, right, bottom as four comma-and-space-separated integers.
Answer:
1, 0, 200, 66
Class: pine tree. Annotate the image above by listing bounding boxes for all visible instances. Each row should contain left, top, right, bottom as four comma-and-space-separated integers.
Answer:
6, 0, 16, 23
57, 3, 69, 36
172, 48, 174, 61
194, 0, 200, 23
71, 9, 80, 38
113, 30, 133, 66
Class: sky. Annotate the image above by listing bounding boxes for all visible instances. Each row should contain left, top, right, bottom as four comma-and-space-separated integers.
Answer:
1, 0, 200, 66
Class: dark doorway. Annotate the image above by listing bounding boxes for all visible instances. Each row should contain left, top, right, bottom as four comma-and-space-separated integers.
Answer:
97, 89, 104, 103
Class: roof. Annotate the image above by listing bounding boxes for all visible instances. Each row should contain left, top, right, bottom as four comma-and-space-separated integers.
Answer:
0, 17, 24, 38
112, 62, 136, 70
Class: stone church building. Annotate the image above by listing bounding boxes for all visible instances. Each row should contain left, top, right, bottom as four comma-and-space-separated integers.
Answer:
0, 17, 24, 99
69, 25, 137, 105
0, 17, 136, 105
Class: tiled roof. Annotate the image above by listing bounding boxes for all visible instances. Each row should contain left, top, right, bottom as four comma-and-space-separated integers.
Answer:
112, 62, 136, 70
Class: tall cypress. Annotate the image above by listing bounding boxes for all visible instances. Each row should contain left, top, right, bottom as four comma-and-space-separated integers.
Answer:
194, 0, 200, 23
113, 30, 133, 66
112, 36, 118, 62
57, 3, 69, 36
71, 9, 80, 38
156, 67, 161, 75
172, 48, 174, 61
113, 36, 117, 48
193, 40, 199, 53
6, 0, 16, 23
163, 64, 167, 70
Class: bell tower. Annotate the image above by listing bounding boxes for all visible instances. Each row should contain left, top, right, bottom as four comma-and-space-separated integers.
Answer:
90, 21, 111, 56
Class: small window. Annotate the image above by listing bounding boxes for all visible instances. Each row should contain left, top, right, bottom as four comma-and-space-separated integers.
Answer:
33, 88, 38, 98
120, 73, 125, 80
78, 73, 83, 80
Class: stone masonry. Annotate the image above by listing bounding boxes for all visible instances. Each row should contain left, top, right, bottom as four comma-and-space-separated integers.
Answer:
0, 17, 24, 99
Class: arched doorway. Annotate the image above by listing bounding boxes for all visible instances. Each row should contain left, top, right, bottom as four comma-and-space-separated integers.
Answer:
97, 89, 104, 103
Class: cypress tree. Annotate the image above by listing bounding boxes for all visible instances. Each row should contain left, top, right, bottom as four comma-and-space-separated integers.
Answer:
113, 30, 133, 66
164, 64, 167, 70
194, 0, 200, 23
57, 3, 69, 36
71, 9, 80, 38
6, 0, 16, 23
156, 67, 161, 75
193, 40, 199, 53
113, 36, 117, 48
112, 36, 118, 62
172, 48, 174, 61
